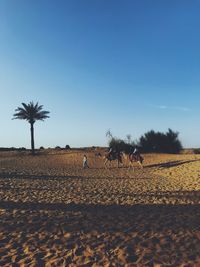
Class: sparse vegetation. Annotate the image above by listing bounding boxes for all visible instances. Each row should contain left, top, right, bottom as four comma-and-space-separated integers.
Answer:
106, 131, 135, 153
109, 138, 134, 153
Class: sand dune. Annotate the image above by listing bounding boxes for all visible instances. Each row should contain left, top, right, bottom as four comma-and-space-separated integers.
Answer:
0, 151, 200, 266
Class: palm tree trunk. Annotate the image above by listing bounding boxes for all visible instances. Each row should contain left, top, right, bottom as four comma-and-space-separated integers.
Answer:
30, 122, 35, 155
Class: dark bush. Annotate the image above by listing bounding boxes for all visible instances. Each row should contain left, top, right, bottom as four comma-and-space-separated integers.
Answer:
0, 147, 11, 151
139, 128, 182, 153
65, 145, 71, 150
109, 138, 135, 153
194, 148, 200, 154
40, 146, 44, 150
18, 147, 26, 151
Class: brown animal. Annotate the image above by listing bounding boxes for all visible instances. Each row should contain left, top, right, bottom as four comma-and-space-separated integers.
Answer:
103, 151, 123, 168
122, 152, 144, 169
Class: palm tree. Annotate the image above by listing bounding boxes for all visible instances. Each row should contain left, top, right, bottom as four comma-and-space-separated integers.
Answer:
13, 101, 50, 155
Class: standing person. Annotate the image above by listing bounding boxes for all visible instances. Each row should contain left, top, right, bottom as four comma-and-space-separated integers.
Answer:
83, 154, 89, 169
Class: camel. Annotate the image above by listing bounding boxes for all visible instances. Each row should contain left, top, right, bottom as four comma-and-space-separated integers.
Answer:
103, 151, 123, 168
122, 152, 144, 169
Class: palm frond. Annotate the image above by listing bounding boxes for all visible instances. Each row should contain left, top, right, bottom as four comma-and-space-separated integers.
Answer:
13, 101, 50, 123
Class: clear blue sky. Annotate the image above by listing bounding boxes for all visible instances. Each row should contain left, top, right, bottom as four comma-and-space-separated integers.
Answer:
1, 0, 200, 148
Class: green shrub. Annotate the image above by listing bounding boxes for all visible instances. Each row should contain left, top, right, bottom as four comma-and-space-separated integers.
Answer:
139, 129, 182, 153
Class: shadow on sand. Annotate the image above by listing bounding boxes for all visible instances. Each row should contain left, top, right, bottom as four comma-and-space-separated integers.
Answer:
146, 159, 200, 169
1, 199, 200, 264
0, 200, 200, 232
0, 171, 155, 181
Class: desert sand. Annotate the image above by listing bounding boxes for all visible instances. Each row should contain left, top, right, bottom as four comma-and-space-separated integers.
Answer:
0, 149, 200, 266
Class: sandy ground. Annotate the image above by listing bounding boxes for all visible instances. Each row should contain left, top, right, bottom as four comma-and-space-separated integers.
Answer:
0, 150, 200, 266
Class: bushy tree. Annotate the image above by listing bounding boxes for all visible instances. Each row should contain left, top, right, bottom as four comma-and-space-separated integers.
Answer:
139, 128, 182, 153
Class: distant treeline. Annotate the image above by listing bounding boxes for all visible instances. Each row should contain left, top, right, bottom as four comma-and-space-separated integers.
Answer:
0, 146, 70, 151
0, 147, 27, 151
108, 129, 183, 154
0, 145, 102, 152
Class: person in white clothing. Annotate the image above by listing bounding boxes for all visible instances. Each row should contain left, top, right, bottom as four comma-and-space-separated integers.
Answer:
133, 147, 138, 154
83, 154, 89, 169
